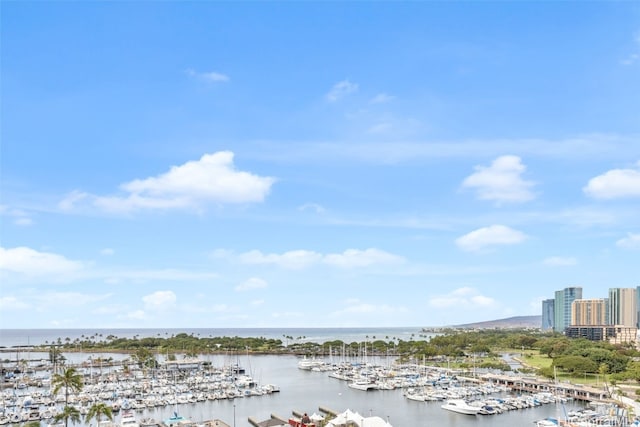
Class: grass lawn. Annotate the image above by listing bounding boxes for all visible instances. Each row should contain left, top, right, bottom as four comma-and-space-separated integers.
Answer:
518, 350, 553, 369
508, 349, 607, 388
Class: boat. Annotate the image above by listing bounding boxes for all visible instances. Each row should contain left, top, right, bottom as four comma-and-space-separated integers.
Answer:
163, 412, 191, 426
139, 418, 160, 427
297, 357, 327, 371
441, 399, 481, 415
534, 418, 558, 426
120, 410, 140, 427
347, 379, 377, 391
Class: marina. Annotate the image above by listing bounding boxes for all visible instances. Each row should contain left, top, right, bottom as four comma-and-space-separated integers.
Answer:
0, 349, 634, 427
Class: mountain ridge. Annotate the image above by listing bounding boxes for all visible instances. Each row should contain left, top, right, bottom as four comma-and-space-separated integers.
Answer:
423, 315, 542, 331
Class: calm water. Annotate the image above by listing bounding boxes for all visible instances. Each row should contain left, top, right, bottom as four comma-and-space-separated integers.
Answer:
3, 353, 581, 427
0, 328, 428, 348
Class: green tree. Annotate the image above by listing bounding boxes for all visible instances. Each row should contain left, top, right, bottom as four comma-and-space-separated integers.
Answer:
54, 405, 81, 427
554, 355, 598, 375
86, 402, 113, 427
52, 367, 84, 407
49, 346, 66, 373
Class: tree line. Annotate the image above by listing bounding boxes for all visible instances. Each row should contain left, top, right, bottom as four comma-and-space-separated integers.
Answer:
36, 329, 640, 384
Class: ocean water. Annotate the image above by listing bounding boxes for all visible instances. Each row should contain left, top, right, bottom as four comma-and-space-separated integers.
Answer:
0, 328, 429, 348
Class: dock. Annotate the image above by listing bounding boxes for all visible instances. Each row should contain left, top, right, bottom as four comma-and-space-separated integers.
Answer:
248, 414, 288, 427
249, 407, 338, 427
480, 373, 611, 402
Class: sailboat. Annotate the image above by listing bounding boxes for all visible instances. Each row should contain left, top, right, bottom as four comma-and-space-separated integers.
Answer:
163, 411, 191, 427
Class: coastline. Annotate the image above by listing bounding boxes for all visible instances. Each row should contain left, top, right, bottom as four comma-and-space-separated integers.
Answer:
0, 327, 428, 348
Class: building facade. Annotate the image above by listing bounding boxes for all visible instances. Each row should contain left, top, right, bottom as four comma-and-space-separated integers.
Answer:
608, 288, 637, 327
565, 325, 638, 345
542, 299, 555, 330
571, 299, 607, 326
554, 287, 583, 333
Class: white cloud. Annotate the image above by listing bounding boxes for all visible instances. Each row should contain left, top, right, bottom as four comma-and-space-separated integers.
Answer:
100, 248, 115, 256
543, 256, 578, 266
0, 296, 30, 311
0, 205, 34, 226
462, 155, 536, 203
326, 80, 358, 102
142, 291, 177, 309
583, 162, 640, 199
235, 277, 268, 292
621, 31, 640, 65
14, 217, 34, 226
239, 249, 322, 269
60, 151, 276, 213
455, 225, 528, 252
186, 68, 230, 82
237, 248, 404, 269
250, 299, 264, 306
323, 248, 405, 268
616, 233, 640, 249
58, 190, 89, 211
370, 93, 395, 104
298, 203, 326, 214
0, 246, 83, 276
429, 287, 497, 309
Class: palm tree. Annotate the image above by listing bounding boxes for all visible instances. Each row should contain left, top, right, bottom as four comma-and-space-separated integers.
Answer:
52, 367, 84, 407
54, 404, 81, 427
49, 345, 65, 374
86, 402, 113, 427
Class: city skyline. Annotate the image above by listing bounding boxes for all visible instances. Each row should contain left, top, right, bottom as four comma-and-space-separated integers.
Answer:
1, 2, 639, 329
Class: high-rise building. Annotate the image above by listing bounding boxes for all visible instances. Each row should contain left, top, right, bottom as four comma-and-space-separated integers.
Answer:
542, 299, 554, 330
636, 286, 640, 328
571, 299, 607, 326
608, 288, 637, 327
554, 286, 583, 333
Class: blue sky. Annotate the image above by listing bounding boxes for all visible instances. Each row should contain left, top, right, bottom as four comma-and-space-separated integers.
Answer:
1, 2, 640, 330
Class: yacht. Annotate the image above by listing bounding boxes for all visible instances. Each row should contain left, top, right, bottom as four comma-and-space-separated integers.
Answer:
441, 399, 481, 415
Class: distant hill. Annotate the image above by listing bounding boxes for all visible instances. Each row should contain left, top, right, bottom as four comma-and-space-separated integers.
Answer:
423, 315, 542, 331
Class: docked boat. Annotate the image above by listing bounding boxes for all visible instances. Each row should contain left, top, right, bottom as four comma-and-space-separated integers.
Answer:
347, 379, 377, 391
297, 357, 327, 371
534, 418, 558, 426
441, 399, 481, 415
164, 412, 191, 426
139, 418, 160, 427
120, 410, 140, 427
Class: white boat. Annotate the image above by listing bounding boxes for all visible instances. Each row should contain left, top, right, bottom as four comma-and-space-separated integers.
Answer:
297, 357, 327, 371
534, 418, 558, 426
120, 410, 140, 427
347, 379, 377, 391
139, 418, 159, 427
441, 399, 480, 415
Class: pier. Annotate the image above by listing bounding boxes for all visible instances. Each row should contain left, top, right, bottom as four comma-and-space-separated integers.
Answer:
480, 373, 611, 402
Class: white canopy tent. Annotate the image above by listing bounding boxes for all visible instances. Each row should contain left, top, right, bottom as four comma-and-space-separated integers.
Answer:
326, 410, 392, 427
